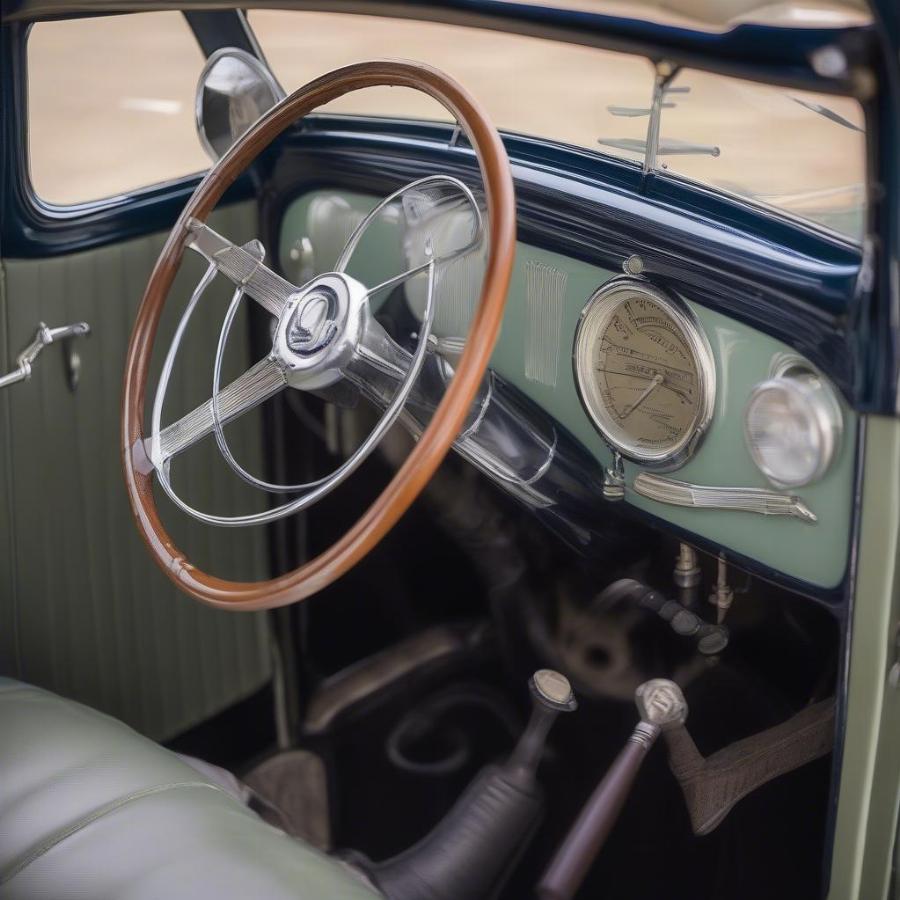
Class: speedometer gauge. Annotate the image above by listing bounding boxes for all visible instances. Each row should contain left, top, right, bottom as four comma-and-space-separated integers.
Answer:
574, 279, 715, 470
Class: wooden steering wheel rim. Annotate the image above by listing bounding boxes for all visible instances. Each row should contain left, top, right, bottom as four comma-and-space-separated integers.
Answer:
122, 60, 516, 611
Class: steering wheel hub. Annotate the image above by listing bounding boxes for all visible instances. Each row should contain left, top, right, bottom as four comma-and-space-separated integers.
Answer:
273, 272, 365, 390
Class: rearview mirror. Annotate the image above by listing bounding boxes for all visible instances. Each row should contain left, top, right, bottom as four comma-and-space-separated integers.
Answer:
195, 48, 285, 161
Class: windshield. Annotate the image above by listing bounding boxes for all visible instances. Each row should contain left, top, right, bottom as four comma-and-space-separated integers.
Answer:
497, 0, 870, 30
250, 10, 866, 243
614, 68, 866, 241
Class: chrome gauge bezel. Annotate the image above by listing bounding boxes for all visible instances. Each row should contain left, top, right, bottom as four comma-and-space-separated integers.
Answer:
743, 355, 843, 489
573, 278, 716, 471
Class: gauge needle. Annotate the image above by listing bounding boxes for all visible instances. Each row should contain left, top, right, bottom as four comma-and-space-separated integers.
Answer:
620, 372, 664, 419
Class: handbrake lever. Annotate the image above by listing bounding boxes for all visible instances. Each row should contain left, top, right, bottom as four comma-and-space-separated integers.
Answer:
537, 679, 688, 900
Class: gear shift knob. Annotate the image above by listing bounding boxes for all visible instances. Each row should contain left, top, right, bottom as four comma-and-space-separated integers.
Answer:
635, 678, 689, 730
537, 679, 688, 900
507, 670, 578, 777
533, 668, 578, 709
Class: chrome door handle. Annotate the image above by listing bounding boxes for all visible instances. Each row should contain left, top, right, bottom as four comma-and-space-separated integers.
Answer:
0, 321, 91, 390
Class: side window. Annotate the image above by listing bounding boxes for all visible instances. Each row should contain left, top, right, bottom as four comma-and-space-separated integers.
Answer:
27, 13, 210, 205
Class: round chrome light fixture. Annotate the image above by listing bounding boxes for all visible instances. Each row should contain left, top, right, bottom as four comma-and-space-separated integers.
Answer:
744, 368, 842, 488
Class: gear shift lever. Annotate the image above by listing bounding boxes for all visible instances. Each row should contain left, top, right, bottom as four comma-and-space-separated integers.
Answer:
510, 669, 579, 774
359, 670, 576, 900
537, 679, 688, 900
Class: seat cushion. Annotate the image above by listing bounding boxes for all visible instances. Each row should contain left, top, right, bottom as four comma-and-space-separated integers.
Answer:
0, 679, 379, 899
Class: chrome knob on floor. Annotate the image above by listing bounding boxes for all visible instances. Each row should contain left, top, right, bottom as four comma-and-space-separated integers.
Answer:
507, 669, 578, 778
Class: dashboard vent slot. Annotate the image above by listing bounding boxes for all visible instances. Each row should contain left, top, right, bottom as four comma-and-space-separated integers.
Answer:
434, 251, 481, 336
525, 260, 567, 387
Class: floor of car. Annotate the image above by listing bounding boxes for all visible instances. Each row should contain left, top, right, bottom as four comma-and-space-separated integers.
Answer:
311, 628, 830, 900
164, 443, 833, 900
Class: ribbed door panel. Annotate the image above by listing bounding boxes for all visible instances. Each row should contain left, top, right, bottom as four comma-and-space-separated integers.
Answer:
0, 201, 273, 741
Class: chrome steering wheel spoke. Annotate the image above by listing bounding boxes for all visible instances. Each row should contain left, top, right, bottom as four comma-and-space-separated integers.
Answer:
185, 218, 297, 317
151, 175, 484, 528
334, 174, 483, 283
152, 356, 287, 464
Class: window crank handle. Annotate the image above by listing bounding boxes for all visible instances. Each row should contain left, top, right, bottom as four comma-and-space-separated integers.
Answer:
0, 321, 91, 391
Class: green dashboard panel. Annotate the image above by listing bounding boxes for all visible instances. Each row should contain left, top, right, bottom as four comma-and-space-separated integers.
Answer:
279, 190, 856, 589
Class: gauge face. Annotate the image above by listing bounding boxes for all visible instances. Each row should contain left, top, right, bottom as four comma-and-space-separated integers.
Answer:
574, 280, 715, 468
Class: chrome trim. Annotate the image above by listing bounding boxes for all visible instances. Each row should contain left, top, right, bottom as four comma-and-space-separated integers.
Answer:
146, 174, 583, 529
458, 372, 494, 442
522, 430, 558, 486
154, 261, 438, 527
524, 259, 566, 387
744, 364, 843, 489
598, 136, 721, 159
632, 472, 817, 523
643, 64, 674, 173
635, 678, 688, 730
456, 441, 554, 507
434, 251, 482, 336
599, 66, 719, 170
149, 229, 285, 468
573, 277, 716, 471
155, 356, 287, 462
334, 174, 482, 274
149, 175, 488, 528
602, 450, 626, 501
205, 267, 436, 503
185, 219, 295, 317
628, 721, 662, 747
0, 321, 90, 391
195, 47, 285, 162
425, 334, 467, 365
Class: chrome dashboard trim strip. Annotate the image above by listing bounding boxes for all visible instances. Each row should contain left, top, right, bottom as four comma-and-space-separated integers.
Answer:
632, 473, 818, 523
524, 258, 566, 388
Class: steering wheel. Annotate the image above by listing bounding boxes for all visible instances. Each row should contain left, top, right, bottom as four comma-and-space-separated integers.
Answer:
122, 60, 515, 611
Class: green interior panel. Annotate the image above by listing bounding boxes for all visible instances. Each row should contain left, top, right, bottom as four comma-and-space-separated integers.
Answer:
828, 416, 900, 899
0, 200, 273, 741
281, 189, 856, 588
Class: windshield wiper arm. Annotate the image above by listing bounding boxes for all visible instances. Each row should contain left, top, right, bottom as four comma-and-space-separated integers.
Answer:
791, 96, 863, 132
598, 136, 720, 157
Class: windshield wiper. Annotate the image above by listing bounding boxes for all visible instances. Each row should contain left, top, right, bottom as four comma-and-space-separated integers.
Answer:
598, 136, 720, 158
790, 96, 863, 132
598, 64, 720, 173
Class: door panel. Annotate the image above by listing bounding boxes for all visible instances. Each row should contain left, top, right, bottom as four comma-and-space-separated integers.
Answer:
0, 200, 273, 741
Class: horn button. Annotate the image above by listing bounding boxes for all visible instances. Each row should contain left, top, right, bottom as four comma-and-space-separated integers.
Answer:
287, 289, 338, 355
273, 272, 367, 391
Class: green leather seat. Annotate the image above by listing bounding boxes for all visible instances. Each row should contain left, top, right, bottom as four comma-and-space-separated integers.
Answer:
0, 678, 380, 899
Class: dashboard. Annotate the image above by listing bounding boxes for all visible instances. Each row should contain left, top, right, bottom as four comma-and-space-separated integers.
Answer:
278, 188, 857, 593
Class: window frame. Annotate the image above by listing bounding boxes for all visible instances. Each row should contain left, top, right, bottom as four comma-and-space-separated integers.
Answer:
3, 5, 871, 259
1, 13, 260, 258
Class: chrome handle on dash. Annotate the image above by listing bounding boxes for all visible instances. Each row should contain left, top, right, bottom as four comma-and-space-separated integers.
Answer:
632, 473, 817, 524
0, 321, 91, 391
